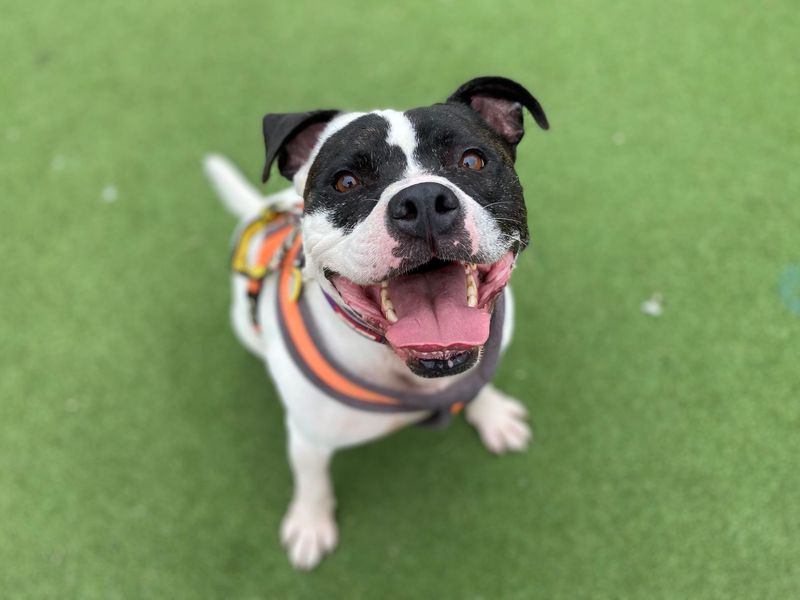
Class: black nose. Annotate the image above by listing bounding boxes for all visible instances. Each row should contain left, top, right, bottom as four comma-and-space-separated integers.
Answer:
387, 182, 461, 240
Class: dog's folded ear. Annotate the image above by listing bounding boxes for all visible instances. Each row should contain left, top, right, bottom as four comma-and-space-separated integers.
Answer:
447, 76, 549, 149
262, 110, 339, 183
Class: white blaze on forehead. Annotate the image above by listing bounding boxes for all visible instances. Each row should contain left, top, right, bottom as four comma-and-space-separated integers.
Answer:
373, 109, 423, 176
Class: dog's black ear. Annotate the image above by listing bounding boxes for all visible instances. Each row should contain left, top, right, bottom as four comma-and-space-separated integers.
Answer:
262, 109, 339, 183
447, 76, 549, 147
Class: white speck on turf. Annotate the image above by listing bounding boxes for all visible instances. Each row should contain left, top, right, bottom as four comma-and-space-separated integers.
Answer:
49, 549, 65, 565
101, 185, 118, 203
612, 131, 627, 145
641, 293, 664, 317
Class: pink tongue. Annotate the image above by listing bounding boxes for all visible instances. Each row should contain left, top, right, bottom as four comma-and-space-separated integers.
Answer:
384, 263, 490, 350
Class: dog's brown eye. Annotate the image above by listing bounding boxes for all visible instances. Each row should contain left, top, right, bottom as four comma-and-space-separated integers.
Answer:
334, 172, 360, 193
460, 150, 485, 171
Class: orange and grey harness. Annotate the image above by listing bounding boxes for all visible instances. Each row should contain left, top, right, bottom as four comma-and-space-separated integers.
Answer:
231, 207, 505, 426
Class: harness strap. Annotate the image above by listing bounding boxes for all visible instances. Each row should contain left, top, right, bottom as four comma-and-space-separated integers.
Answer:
278, 238, 402, 407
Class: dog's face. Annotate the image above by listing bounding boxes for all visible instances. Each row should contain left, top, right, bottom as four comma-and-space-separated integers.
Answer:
261, 77, 549, 378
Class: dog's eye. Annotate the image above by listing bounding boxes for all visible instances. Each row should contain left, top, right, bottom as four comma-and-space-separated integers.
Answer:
460, 150, 485, 171
334, 171, 360, 193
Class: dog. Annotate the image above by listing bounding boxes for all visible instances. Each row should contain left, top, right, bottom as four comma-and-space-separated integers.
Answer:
203, 76, 549, 569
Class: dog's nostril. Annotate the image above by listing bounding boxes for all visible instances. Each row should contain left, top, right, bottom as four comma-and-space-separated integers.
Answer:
392, 198, 418, 221
434, 193, 458, 214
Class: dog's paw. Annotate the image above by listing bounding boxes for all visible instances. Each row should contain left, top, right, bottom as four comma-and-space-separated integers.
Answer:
280, 502, 338, 570
465, 387, 531, 454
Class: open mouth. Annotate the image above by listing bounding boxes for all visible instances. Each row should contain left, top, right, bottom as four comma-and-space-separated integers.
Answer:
328, 251, 515, 378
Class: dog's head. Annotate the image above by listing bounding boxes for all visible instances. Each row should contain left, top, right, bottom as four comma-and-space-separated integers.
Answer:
261, 76, 548, 378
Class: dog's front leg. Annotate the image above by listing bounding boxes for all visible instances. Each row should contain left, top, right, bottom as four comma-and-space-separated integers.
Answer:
466, 384, 532, 454
280, 419, 338, 570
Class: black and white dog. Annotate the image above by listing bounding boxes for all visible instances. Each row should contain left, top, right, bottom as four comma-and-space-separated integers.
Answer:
203, 76, 548, 569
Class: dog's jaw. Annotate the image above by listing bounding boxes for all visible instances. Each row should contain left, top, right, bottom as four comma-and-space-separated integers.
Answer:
303, 228, 515, 378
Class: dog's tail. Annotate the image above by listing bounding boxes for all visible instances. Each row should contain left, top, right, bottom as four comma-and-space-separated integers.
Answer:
202, 153, 298, 219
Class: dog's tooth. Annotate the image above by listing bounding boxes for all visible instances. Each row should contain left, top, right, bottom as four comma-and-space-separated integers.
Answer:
466, 272, 478, 308
381, 280, 388, 289
380, 287, 396, 317
385, 308, 398, 323
380, 288, 392, 311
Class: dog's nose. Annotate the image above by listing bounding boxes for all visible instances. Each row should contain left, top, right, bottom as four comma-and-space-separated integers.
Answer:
387, 182, 461, 239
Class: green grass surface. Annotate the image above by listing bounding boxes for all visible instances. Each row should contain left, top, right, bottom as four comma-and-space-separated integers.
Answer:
2, 1, 799, 597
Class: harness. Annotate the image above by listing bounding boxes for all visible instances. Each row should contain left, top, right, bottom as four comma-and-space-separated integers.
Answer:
231, 206, 505, 426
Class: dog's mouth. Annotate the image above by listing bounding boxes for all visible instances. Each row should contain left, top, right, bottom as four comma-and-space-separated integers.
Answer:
328, 251, 515, 378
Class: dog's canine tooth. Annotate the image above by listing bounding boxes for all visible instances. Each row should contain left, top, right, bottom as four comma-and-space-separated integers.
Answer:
380, 287, 392, 309
466, 272, 478, 307
380, 286, 397, 319
381, 280, 388, 289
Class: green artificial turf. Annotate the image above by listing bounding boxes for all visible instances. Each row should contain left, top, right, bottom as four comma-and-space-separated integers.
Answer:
2, 0, 799, 597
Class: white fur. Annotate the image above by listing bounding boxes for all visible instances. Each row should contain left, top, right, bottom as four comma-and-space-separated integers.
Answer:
204, 155, 529, 571
375, 109, 423, 175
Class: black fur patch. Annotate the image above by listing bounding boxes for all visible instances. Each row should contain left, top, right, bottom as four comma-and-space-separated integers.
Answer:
304, 114, 407, 231
407, 103, 529, 252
